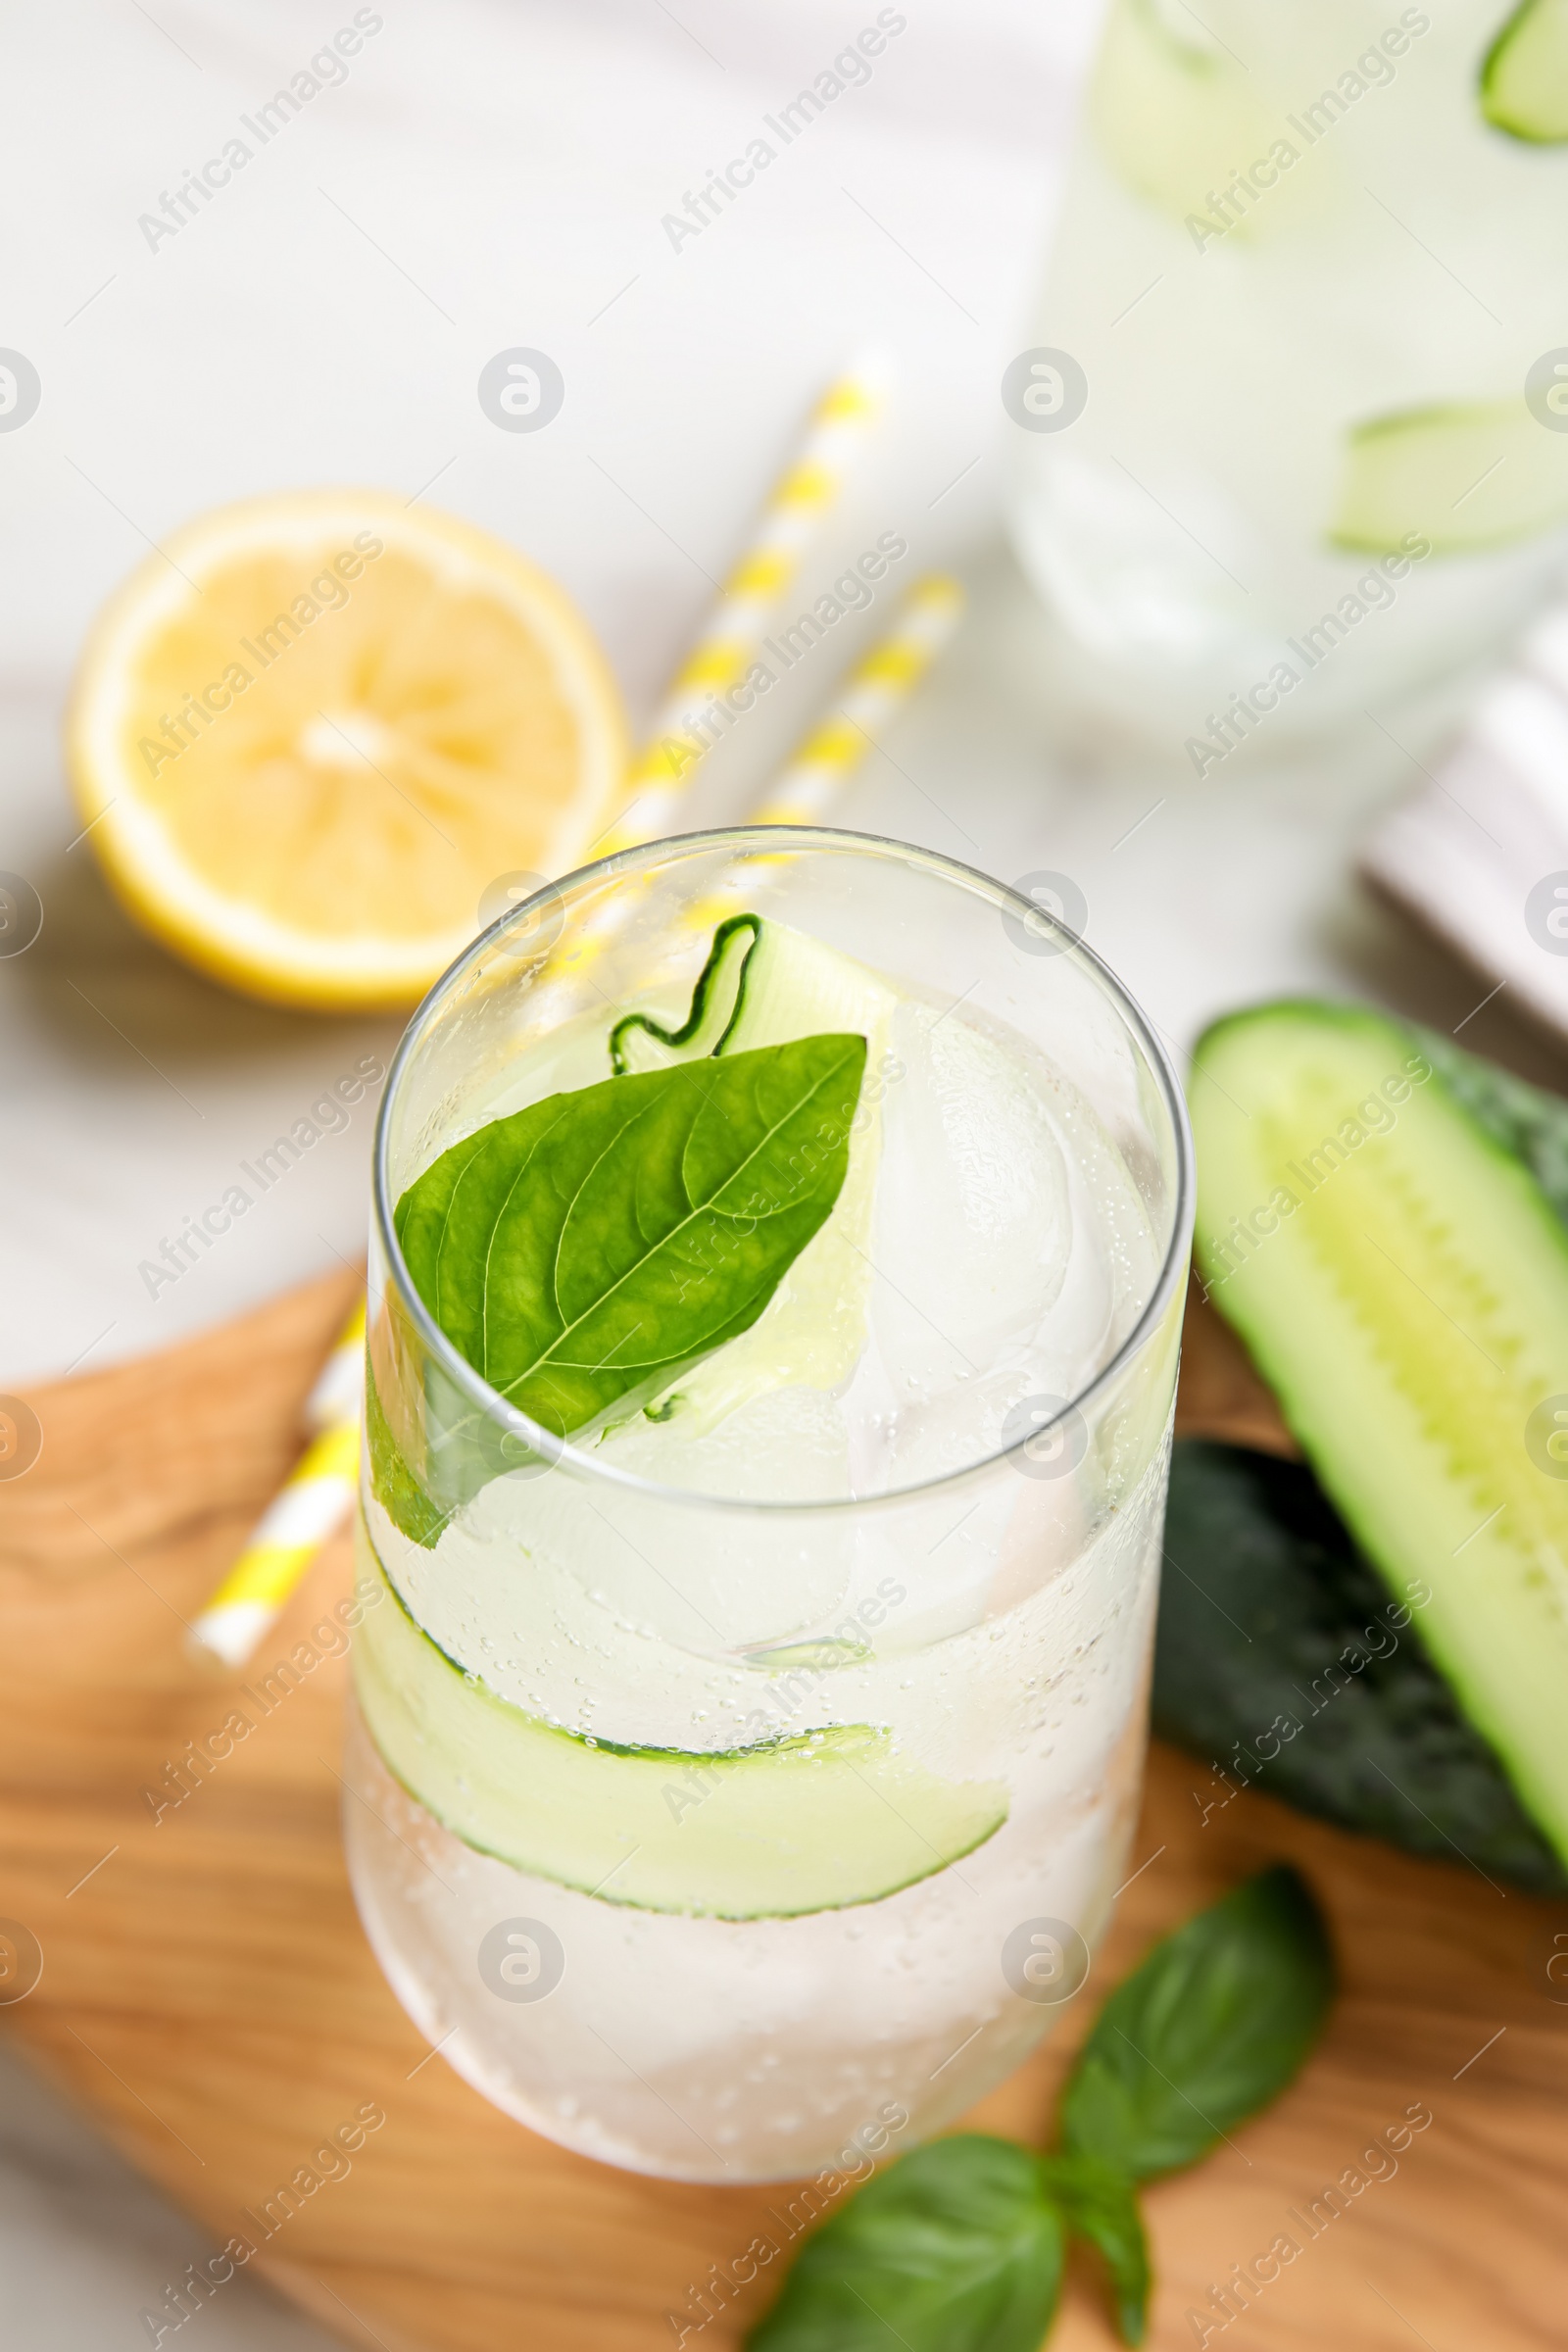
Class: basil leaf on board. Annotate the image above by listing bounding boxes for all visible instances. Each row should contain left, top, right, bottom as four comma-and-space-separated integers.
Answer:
1040, 2155, 1149, 2346
747, 2136, 1064, 2352
395, 1032, 867, 1440
1059, 1866, 1334, 2180
1154, 1440, 1568, 1892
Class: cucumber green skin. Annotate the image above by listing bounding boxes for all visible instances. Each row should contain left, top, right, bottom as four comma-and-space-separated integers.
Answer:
1190, 1001, 1568, 1868
1415, 1025, 1568, 1224
353, 1523, 1008, 1919
609, 913, 760, 1074
1480, 0, 1568, 142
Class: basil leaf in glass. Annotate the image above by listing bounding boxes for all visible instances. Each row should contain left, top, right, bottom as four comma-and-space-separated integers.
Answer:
365, 1352, 454, 1549
391, 1034, 866, 1497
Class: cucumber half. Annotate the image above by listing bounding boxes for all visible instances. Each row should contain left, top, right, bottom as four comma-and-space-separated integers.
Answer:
1481, 0, 1568, 141
1330, 403, 1568, 554
1191, 1002, 1568, 1867
353, 1525, 1008, 1918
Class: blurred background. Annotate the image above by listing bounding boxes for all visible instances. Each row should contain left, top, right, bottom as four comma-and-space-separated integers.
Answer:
4, 0, 1567, 2341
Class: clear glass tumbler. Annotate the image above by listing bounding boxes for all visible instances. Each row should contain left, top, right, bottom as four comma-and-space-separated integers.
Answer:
344, 827, 1193, 2183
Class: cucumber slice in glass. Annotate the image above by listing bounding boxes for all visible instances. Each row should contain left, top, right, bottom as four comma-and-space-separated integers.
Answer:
609, 913, 760, 1072
611, 913, 900, 1430
1191, 1002, 1568, 1869
611, 910, 896, 1072
353, 1528, 1008, 1917
1329, 402, 1568, 553
1481, 0, 1568, 142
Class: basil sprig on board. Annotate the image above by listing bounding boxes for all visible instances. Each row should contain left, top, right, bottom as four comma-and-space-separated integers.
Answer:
1058, 1866, 1334, 2184
748, 2137, 1065, 2352
748, 1868, 1334, 2352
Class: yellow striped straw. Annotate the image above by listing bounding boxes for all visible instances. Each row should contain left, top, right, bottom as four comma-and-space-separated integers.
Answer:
302, 1295, 367, 1431
595, 348, 891, 858
188, 1298, 365, 1669
752, 575, 964, 827
669, 575, 964, 946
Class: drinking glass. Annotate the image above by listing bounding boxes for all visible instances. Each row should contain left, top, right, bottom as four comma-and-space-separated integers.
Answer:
344, 827, 1193, 2182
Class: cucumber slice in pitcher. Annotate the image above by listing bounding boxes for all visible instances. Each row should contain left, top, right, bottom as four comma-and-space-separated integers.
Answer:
1481, 0, 1568, 142
1329, 401, 1568, 553
1190, 1002, 1568, 1868
1089, 0, 1284, 228
353, 1527, 1008, 1917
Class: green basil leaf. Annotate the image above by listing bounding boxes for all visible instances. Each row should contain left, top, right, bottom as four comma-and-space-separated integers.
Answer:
1040, 2155, 1149, 2346
395, 1032, 867, 1438
365, 1352, 452, 1549
1059, 1866, 1335, 2180
747, 2136, 1064, 2352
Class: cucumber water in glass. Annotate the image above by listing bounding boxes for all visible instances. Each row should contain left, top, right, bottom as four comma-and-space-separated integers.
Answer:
1009, 0, 1568, 763
345, 829, 1192, 2182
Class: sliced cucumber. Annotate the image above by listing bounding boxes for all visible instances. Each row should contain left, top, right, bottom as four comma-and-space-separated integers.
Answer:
609, 914, 760, 1072
609, 913, 899, 1432
1481, 0, 1568, 142
1089, 0, 1288, 230
611, 910, 896, 1071
353, 1527, 1007, 1917
1330, 403, 1568, 554
1191, 1002, 1568, 1867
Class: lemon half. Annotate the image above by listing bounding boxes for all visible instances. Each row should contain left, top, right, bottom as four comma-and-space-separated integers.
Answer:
67, 490, 628, 1008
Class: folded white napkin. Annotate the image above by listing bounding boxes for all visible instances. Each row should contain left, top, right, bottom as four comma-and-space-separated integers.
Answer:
1362, 610, 1568, 1039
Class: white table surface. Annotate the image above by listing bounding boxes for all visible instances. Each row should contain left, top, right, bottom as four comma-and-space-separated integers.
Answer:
4, 4, 1566, 2347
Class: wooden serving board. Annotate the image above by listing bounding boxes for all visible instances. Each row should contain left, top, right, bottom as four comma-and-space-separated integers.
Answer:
1, 1271, 1563, 2351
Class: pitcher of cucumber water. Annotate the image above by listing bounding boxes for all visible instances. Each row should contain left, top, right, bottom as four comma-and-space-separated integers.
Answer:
1009, 0, 1568, 767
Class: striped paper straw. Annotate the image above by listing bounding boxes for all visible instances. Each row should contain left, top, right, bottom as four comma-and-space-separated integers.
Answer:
303, 1295, 366, 1431
752, 575, 964, 826
595, 349, 891, 858
188, 1300, 364, 1669
673, 575, 967, 945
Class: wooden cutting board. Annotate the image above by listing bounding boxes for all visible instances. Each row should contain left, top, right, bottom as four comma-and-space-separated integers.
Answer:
1, 1271, 1563, 2351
